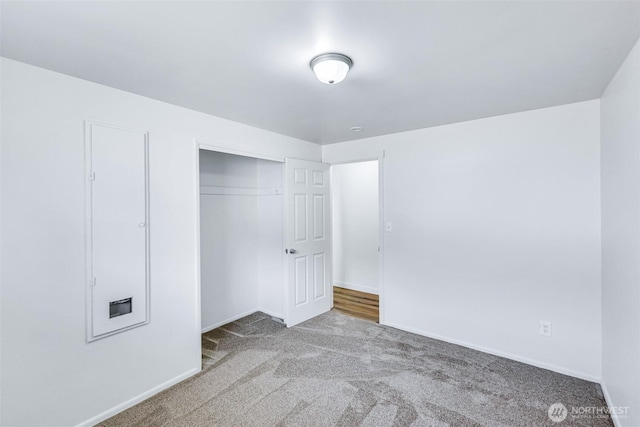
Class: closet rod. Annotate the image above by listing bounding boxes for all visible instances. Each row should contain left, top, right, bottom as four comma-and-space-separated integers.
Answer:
200, 193, 282, 197
200, 186, 282, 196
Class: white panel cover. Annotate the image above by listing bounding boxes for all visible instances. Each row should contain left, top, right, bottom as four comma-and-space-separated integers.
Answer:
87, 123, 149, 339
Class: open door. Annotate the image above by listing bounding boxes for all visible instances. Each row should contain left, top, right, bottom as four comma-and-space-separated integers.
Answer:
285, 158, 332, 327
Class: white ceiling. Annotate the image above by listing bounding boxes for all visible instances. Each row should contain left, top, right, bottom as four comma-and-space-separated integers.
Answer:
2, 1, 639, 145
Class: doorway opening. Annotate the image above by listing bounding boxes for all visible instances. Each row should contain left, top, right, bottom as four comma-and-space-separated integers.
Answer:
196, 146, 335, 367
198, 148, 285, 327
330, 160, 381, 322
197, 147, 286, 368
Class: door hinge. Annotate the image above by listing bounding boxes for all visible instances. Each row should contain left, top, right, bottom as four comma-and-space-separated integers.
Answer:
89, 172, 96, 181
92, 277, 97, 287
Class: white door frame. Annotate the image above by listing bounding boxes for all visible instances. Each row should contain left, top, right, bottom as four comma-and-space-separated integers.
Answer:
327, 153, 385, 324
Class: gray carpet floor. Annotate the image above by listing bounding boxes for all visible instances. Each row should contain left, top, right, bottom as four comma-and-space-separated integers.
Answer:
101, 310, 612, 426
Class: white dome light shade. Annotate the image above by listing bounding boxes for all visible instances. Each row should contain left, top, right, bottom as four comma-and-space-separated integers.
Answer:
310, 53, 353, 85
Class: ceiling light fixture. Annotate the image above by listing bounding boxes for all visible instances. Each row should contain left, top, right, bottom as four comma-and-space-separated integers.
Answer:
310, 53, 353, 85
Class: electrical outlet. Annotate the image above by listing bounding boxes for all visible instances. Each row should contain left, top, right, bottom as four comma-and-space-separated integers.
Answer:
540, 321, 552, 337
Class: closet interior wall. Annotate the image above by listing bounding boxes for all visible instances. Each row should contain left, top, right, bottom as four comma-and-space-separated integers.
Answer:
199, 150, 284, 331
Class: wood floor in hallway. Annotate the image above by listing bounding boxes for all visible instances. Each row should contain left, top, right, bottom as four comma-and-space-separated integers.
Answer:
332, 286, 379, 323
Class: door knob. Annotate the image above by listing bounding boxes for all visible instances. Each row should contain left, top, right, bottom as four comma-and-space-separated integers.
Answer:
288, 249, 297, 254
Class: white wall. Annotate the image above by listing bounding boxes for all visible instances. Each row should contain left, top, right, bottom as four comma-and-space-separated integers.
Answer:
0, 34, 4, 419
199, 149, 259, 188
323, 100, 602, 380
0, 58, 319, 427
601, 38, 640, 426
331, 161, 379, 294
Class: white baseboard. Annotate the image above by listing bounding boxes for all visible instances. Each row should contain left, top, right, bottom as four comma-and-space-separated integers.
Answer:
202, 308, 285, 333
601, 382, 622, 427
334, 281, 379, 295
75, 367, 200, 427
201, 308, 260, 333
257, 308, 284, 322
382, 320, 600, 383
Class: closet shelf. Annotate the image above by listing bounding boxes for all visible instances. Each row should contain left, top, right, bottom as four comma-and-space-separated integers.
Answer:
200, 185, 282, 196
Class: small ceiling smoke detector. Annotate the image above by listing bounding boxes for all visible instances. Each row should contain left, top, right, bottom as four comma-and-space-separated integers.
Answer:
350, 126, 363, 132
310, 53, 353, 85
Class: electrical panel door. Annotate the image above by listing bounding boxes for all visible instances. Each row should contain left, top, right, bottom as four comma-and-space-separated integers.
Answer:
86, 122, 149, 341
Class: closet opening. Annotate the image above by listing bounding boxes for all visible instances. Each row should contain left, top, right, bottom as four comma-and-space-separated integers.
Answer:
330, 160, 381, 323
197, 148, 286, 368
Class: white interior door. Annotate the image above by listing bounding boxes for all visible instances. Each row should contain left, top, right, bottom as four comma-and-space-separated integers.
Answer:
285, 158, 332, 327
